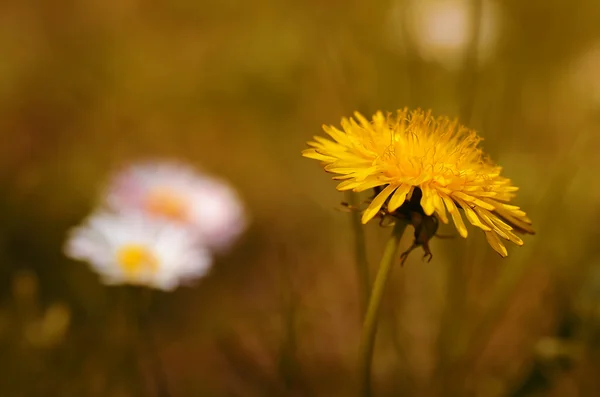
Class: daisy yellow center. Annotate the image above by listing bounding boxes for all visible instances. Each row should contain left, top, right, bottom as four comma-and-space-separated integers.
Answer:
145, 187, 189, 222
116, 244, 158, 276
302, 108, 534, 258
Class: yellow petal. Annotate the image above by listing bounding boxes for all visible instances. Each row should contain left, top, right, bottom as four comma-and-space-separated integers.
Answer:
341, 167, 376, 182
474, 208, 523, 246
353, 179, 387, 192
464, 190, 497, 198
454, 198, 491, 231
301, 149, 336, 162
490, 224, 510, 240
332, 174, 355, 180
336, 180, 361, 191
476, 207, 512, 231
495, 202, 530, 221
486, 212, 524, 245
510, 209, 527, 217
500, 228, 523, 245
325, 166, 361, 174
354, 111, 373, 131
309, 136, 345, 152
442, 195, 468, 238
452, 191, 495, 211
420, 184, 436, 215
323, 125, 351, 145
327, 159, 370, 169
361, 184, 397, 224
373, 111, 386, 127
387, 184, 411, 212
484, 231, 508, 257
497, 203, 521, 211
432, 191, 448, 224
483, 199, 528, 218
493, 209, 534, 234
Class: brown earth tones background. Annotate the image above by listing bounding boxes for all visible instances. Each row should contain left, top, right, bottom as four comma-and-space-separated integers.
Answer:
1, 0, 600, 396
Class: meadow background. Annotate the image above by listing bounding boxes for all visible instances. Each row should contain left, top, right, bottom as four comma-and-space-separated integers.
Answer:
1, 0, 600, 396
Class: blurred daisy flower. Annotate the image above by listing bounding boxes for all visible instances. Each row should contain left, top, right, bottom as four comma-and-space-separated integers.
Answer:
302, 108, 534, 258
105, 161, 246, 252
64, 212, 212, 290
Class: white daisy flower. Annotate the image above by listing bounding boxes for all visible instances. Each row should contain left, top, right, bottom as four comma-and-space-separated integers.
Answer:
104, 161, 246, 252
64, 212, 212, 290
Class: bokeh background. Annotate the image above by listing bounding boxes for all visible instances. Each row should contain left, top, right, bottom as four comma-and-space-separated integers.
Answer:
1, 0, 600, 396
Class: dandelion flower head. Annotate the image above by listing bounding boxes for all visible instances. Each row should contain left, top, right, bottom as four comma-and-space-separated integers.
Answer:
302, 108, 534, 257
64, 212, 212, 290
105, 161, 246, 251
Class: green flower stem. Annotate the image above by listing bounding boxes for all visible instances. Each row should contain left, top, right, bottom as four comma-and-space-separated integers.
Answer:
129, 287, 170, 397
347, 191, 370, 318
359, 220, 408, 397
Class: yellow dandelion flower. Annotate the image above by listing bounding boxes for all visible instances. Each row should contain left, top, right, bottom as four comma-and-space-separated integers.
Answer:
302, 108, 534, 257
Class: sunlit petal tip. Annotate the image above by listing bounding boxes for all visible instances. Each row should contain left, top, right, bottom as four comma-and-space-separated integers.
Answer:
442, 195, 468, 238
422, 202, 435, 216
322, 125, 348, 144
353, 179, 387, 192
361, 184, 397, 224
436, 211, 449, 224
432, 193, 448, 224
465, 209, 492, 231
419, 188, 436, 216
336, 180, 358, 191
332, 174, 353, 181
513, 236, 524, 246
353, 111, 370, 125
485, 231, 508, 257
360, 210, 375, 224
387, 185, 411, 212
339, 118, 351, 128
302, 149, 332, 161
373, 111, 385, 122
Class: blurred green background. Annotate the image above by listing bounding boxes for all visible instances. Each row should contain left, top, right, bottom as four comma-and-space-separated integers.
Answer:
1, 0, 600, 396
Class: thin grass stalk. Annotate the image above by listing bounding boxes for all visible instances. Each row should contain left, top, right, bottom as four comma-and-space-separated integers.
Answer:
347, 191, 371, 318
358, 220, 409, 397
130, 288, 170, 397
276, 244, 304, 392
